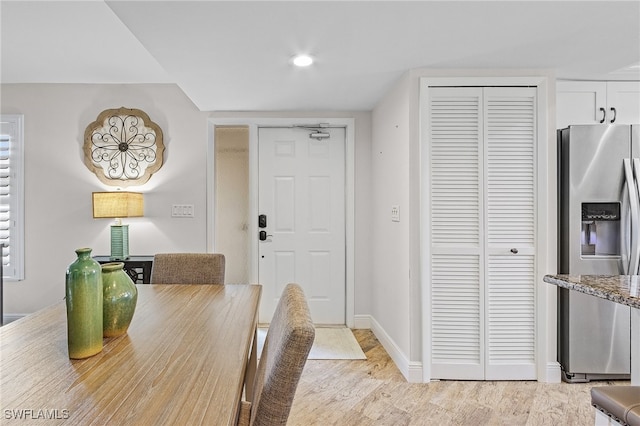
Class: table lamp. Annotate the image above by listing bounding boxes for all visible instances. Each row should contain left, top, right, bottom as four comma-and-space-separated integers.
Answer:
92, 192, 144, 260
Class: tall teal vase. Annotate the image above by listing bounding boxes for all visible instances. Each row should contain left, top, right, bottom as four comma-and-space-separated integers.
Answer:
65, 248, 103, 359
101, 262, 138, 337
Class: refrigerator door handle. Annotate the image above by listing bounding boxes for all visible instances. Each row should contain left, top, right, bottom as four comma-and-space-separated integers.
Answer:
623, 158, 640, 274
633, 158, 640, 274
621, 174, 630, 274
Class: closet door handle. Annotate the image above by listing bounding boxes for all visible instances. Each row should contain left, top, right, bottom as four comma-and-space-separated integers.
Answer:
599, 107, 606, 124
510, 248, 518, 254
610, 107, 617, 124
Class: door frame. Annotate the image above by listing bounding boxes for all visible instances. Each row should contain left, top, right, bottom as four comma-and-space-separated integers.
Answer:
419, 76, 552, 382
207, 117, 356, 328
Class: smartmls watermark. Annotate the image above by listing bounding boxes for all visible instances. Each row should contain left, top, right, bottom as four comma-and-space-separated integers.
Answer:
4, 409, 70, 420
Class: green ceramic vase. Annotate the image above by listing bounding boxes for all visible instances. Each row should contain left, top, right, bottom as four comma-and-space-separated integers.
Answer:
101, 262, 138, 338
65, 247, 103, 359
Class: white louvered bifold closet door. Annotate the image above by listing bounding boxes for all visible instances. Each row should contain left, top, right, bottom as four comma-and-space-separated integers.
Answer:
428, 87, 536, 380
429, 87, 485, 380
484, 87, 536, 380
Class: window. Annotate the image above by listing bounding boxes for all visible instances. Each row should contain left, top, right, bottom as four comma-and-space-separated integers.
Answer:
0, 115, 24, 280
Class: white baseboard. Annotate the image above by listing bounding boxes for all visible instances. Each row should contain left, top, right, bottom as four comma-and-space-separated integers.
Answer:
545, 361, 562, 383
407, 361, 423, 383
369, 315, 423, 383
355, 315, 556, 384
353, 314, 371, 329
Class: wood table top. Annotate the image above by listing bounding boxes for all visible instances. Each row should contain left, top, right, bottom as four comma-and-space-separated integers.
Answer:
0, 284, 261, 425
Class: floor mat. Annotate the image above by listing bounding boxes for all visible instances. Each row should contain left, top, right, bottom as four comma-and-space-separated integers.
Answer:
257, 326, 367, 360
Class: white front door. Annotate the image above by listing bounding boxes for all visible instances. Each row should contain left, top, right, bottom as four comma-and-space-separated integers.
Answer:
258, 127, 346, 324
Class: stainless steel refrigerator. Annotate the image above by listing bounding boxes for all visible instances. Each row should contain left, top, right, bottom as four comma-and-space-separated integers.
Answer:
557, 124, 638, 383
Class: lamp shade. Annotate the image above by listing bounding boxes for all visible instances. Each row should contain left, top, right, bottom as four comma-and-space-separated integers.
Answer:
92, 192, 144, 218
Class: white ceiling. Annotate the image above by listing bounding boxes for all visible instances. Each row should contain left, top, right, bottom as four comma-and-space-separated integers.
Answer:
2, 1, 639, 111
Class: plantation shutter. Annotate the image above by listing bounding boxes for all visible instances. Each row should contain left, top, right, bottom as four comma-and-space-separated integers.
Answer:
0, 115, 24, 280
0, 134, 10, 259
484, 88, 536, 379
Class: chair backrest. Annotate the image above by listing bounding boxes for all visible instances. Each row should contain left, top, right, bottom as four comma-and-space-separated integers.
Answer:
150, 253, 225, 284
249, 283, 315, 426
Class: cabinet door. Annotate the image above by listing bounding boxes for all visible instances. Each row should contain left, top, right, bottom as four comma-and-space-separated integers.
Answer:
428, 87, 484, 380
607, 82, 640, 124
483, 88, 537, 380
556, 81, 606, 128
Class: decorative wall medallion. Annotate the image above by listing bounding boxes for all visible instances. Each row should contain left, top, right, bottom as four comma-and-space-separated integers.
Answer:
84, 107, 164, 186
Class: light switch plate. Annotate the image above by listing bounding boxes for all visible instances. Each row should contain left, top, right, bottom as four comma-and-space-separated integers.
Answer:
391, 205, 400, 222
172, 204, 194, 218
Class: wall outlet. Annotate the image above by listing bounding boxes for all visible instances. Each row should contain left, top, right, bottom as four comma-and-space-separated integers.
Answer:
391, 205, 400, 222
172, 204, 194, 218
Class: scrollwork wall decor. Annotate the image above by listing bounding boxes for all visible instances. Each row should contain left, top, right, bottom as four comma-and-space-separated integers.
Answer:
83, 107, 165, 186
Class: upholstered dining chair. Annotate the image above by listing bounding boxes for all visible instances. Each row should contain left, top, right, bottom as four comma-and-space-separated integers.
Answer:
237, 283, 315, 426
150, 253, 225, 284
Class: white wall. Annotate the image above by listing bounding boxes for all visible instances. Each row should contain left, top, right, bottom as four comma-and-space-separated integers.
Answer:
2, 76, 558, 382
208, 111, 373, 318
0, 87, 374, 321
1, 83, 209, 315
370, 74, 413, 375
215, 127, 250, 284
369, 69, 558, 383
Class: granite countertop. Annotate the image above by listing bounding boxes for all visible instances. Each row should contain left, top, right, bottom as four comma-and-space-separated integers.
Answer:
544, 274, 640, 309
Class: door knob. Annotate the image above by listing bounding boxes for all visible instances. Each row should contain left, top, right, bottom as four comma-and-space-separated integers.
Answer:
510, 248, 518, 254
259, 231, 273, 241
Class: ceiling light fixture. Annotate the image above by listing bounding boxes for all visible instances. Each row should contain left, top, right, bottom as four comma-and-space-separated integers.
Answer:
293, 54, 313, 67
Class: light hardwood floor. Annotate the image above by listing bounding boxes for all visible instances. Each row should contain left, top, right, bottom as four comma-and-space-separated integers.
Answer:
288, 329, 628, 425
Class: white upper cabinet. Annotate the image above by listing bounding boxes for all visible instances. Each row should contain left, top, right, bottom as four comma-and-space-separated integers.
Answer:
557, 81, 640, 128
607, 82, 640, 125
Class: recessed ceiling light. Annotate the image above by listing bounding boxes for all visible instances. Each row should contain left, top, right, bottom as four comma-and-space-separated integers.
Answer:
293, 54, 313, 67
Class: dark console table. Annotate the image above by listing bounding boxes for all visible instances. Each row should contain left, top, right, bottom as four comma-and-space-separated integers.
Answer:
94, 255, 154, 284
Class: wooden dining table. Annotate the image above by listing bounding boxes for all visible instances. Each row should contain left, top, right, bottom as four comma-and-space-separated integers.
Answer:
0, 284, 261, 425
